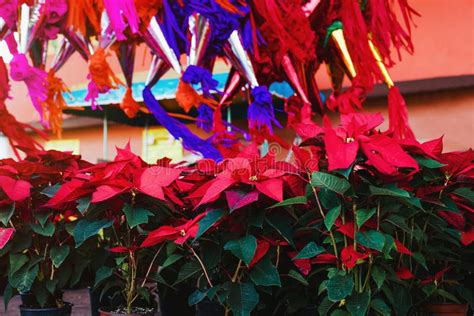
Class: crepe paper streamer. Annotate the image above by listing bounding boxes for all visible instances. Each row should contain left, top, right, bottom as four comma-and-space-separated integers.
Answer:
85, 48, 123, 109
103, 0, 140, 41
143, 86, 223, 161
0, 0, 18, 29
188, 0, 249, 56
66, 0, 101, 36
9, 53, 48, 125
248, 86, 281, 135
120, 87, 140, 118
160, 0, 186, 60
35, 0, 68, 41
388, 86, 414, 140
366, 0, 419, 66
134, 0, 161, 29
196, 104, 214, 133
43, 69, 69, 138
176, 65, 219, 113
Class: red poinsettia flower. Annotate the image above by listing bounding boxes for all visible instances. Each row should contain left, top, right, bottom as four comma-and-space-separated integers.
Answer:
421, 267, 451, 285
0, 175, 31, 201
341, 246, 369, 269
323, 113, 418, 175
460, 228, 474, 246
311, 253, 338, 264
108, 246, 140, 253
396, 267, 415, 280
440, 150, 474, 179
140, 213, 206, 248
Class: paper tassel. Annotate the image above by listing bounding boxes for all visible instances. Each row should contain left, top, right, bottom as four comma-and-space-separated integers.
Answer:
103, 0, 140, 41
248, 86, 281, 136
145, 55, 171, 88
388, 86, 414, 140
9, 53, 48, 125
0, 0, 18, 30
219, 67, 244, 107
120, 87, 139, 118
66, 0, 101, 36
62, 27, 93, 61
176, 65, 218, 112
85, 48, 123, 109
143, 86, 223, 161
43, 69, 69, 138
134, 0, 161, 29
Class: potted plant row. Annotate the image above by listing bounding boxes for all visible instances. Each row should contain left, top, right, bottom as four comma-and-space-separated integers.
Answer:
1, 113, 473, 315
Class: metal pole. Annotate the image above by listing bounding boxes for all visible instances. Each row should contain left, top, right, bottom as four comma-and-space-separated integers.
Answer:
144, 115, 149, 162
103, 106, 108, 161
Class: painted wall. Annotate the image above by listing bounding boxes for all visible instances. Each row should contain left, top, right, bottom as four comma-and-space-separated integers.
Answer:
2, 0, 473, 162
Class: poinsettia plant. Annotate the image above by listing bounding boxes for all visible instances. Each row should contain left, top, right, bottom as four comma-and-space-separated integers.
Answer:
46, 144, 189, 314
0, 150, 93, 309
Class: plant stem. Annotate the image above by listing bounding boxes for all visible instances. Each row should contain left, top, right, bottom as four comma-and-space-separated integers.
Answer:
362, 255, 373, 291
353, 204, 358, 250
310, 184, 339, 264
231, 260, 242, 283
189, 245, 213, 287
141, 243, 165, 288
376, 201, 381, 231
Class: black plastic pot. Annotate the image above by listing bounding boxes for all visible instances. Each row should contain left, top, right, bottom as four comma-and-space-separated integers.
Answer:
159, 286, 195, 316
20, 292, 64, 309
19, 302, 73, 316
196, 300, 225, 316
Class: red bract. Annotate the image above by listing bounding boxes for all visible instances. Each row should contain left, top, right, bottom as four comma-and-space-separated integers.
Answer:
421, 267, 451, 285
440, 150, 474, 179
135, 166, 182, 200
196, 155, 288, 207
248, 239, 270, 268
0, 227, 14, 249
311, 253, 338, 264
394, 239, 413, 256
341, 246, 369, 269
0, 175, 31, 201
396, 267, 415, 280
460, 228, 474, 246
140, 213, 206, 247
323, 113, 418, 174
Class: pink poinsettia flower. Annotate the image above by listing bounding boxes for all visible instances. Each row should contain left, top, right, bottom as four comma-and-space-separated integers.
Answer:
0, 227, 14, 250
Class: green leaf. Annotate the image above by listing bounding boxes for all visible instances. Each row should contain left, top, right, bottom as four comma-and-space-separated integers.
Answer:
193, 209, 226, 241
34, 212, 52, 226
94, 266, 113, 287
74, 219, 113, 247
227, 282, 259, 316
287, 270, 309, 286
137, 287, 151, 304
437, 289, 461, 304
268, 196, 307, 209
31, 221, 55, 237
122, 204, 154, 228
249, 258, 281, 287
3, 283, 14, 311
318, 297, 336, 316
33, 283, 49, 308
224, 235, 257, 266
162, 254, 182, 269
369, 184, 410, 198
311, 172, 350, 195
370, 298, 391, 316
330, 309, 351, 316
50, 245, 70, 268
356, 208, 376, 229
0, 203, 15, 226
266, 213, 295, 247
10, 264, 38, 293
371, 266, 386, 289
41, 184, 61, 198
327, 274, 354, 302
174, 261, 201, 285
325, 205, 341, 231
9, 253, 28, 277
452, 187, 474, 203
249, 209, 265, 228
415, 156, 446, 169
45, 279, 58, 295
188, 289, 207, 306
76, 197, 91, 214
346, 292, 370, 316
293, 242, 324, 260
412, 252, 427, 270
355, 231, 385, 252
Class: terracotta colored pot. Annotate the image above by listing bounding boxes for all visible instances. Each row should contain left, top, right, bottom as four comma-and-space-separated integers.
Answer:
423, 303, 468, 315
98, 307, 157, 316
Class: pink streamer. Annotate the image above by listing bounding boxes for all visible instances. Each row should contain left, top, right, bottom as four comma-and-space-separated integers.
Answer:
85, 81, 102, 110
9, 53, 49, 126
0, 0, 18, 29
103, 0, 140, 41
37, 0, 68, 40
